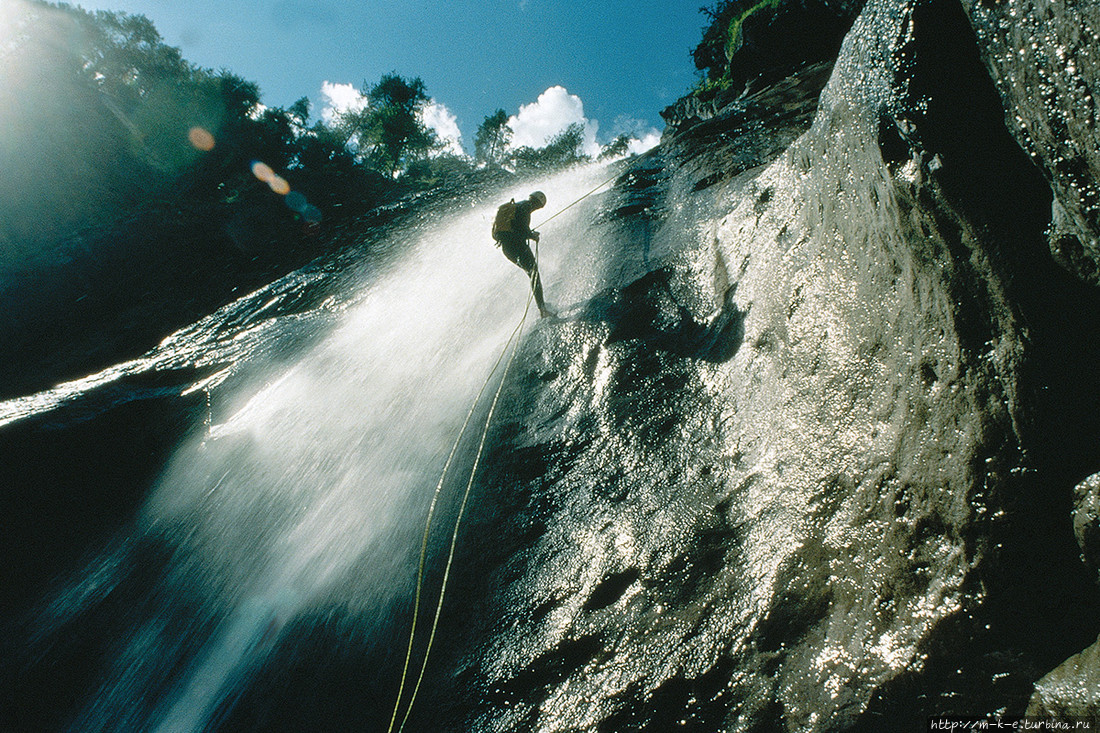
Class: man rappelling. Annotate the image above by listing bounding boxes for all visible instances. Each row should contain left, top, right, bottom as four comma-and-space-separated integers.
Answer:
492, 191, 554, 318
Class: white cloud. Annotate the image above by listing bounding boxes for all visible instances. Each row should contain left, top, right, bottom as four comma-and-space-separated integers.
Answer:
319, 81, 366, 125
421, 101, 465, 157
507, 86, 601, 157
316, 81, 662, 162
609, 116, 662, 156
628, 131, 661, 155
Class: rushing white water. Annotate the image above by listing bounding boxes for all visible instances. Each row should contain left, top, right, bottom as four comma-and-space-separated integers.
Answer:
60, 164, 618, 732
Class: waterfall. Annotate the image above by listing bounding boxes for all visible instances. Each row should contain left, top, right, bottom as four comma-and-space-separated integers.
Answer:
32, 164, 616, 732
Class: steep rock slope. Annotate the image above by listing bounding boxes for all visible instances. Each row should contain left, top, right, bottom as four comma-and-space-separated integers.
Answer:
960, 0, 1100, 714
962, 0, 1100, 286
416, 0, 1100, 729
5, 0, 1100, 730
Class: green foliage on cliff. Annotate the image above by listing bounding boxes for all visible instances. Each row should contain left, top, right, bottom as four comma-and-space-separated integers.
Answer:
693, 0, 785, 83
724, 0, 784, 59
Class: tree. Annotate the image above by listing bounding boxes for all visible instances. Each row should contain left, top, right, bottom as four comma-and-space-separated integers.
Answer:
287, 97, 311, 127
66, 6, 194, 121
340, 73, 439, 177
474, 109, 512, 167
598, 133, 633, 161
510, 123, 588, 171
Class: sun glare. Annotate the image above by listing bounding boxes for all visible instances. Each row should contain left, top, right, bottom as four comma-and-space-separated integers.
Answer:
0, 1, 31, 68
0, 0, 79, 103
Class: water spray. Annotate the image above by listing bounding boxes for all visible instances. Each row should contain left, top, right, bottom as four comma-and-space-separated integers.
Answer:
385, 169, 621, 731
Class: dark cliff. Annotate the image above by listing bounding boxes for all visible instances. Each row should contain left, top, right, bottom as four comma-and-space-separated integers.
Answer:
4, 0, 1100, 730
415, 0, 1100, 728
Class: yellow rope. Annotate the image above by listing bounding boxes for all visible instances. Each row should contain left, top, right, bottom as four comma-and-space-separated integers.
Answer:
397, 291, 532, 733
386, 169, 618, 729
532, 169, 621, 231
384, 293, 530, 733
385, 288, 533, 733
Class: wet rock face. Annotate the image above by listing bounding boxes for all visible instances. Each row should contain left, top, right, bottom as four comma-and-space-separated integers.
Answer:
431, 0, 1100, 730
1028, 472, 1100, 717
1075, 474, 1100, 573
1028, 634, 1100, 718
662, 0, 863, 130
961, 0, 1100, 285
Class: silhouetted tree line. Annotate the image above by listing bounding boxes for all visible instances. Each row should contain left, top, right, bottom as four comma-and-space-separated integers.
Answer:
2, 2, 388, 267
2, 3, 638, 262
0, 1, 641, 397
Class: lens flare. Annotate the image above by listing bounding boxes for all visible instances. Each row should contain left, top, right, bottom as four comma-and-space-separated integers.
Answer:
251, 161, 276, 183
250, 160, 319, 221
284, 191, 308, 213
268, 176, 291, 196
188, 127, 216, 151
251, 161, 291, 195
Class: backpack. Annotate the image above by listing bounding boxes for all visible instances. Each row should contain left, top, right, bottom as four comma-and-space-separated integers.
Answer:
492, 199, 517, 242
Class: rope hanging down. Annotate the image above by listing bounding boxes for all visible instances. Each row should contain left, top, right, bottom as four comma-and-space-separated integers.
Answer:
386, 289, 533, 733
397, 297, 529, 733
386, 169, 620, 732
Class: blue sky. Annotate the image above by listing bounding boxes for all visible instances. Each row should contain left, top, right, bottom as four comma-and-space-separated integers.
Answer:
72, 0, 708, 154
